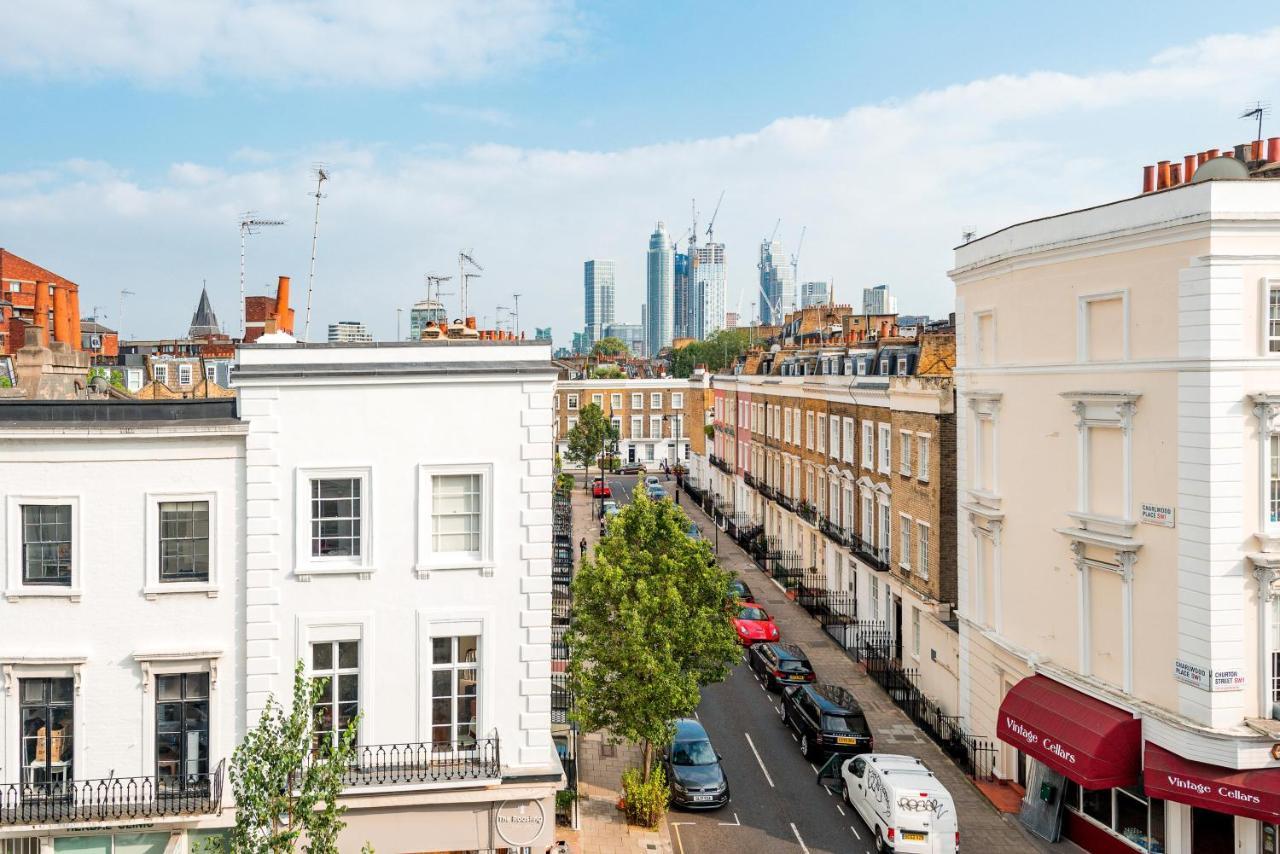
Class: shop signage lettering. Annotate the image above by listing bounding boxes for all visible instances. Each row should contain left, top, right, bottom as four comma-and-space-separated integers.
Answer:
1164, 774, 1261, 805
1174, 659, 1244, 692
494, 798, 546, 847
1141, 503, 1175, 527
1003, 717, 1076, 765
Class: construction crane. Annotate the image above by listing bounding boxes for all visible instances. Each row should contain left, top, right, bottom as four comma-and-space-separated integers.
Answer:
302, 164, 330, 343
705, 190, 725, 244
791, 225, 806, 283
238, 212, 286, 338
458, 250, 483, 319
768, 218, 781, 244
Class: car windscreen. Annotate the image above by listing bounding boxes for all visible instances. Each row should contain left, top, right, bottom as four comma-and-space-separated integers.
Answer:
670, 740, 718, 766
738, 607, 768, 621
822, 713, 870, 735
778, 659, 810, 673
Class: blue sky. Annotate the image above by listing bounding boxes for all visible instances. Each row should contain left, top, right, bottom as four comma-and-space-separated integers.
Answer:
3, 1, 1279, 345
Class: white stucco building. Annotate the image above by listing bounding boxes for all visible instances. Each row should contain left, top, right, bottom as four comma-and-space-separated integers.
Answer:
952, 168, 1280, 852
233, 338, 563, 853
0, 398, 245, 852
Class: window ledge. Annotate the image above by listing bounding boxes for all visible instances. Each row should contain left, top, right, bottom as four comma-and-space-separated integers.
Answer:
415, 561, 496, 580
294, 566, 375, 581
5, 587, 81, 603
144, 583, 219, 600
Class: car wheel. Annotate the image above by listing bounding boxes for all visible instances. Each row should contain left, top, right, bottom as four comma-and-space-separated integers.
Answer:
875, 829, 889, 853
779, 703, 788, 726
800, 734, 811, 759
843, 784, 852, 806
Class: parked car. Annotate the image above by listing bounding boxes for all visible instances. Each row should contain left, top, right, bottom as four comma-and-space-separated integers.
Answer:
840, 754, 958, 854
748, 641, 815, 691
644, 474, 661, 487
645, 483, 667, 500
591, 477, 612, 498
662, 718, 730, 810
618, 462, 647, 475
780, 682, 873, 760
727, 578, 754, 603
732, 604, 779, 645
687, 523, 702, 540
599, 499, 619, 519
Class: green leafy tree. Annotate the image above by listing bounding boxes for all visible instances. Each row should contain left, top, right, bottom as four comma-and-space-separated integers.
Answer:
589, 364, 624, 379
670, 329, 753, 378
565, 403, 618, 492
567, 493, 739, 781
216, 661, 360, 853
590, 336, 630, 358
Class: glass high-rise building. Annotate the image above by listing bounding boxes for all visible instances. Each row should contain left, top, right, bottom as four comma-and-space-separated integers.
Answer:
800, 280, 831, 308
862, 283, 898, 314
583, 259, 616, 344
758, 238, 794, 325
695, 242, 726, 338
646, 222, 674, 354
673, 252, 692, 339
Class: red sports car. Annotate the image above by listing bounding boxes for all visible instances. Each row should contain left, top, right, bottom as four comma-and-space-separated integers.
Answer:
733, 605, 779, 646
591, 478, 612, 498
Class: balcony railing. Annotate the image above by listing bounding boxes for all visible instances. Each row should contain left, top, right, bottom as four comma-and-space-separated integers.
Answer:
743, 471, 758, 490
850, 534, 891, 572
777, 494, 797, 512
0, 763, 224, 827
343, 738, 501, 788
818, 517, 848, 546
709, 454, 733, 475
797, 503, 817, 525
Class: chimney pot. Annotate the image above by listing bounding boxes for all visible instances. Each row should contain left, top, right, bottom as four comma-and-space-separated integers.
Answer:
1252, 140, 1264, 162
1157, 160, 1171, 190
1142, 165, 1156, 193
1183, 154, 1197, 183
1169, 163, 1182, 186
1269, 137, 1280, 163
465, 316, 477, 330
1207, 148, 1219, 160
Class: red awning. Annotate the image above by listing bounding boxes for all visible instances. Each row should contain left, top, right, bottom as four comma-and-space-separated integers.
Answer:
1144, 743, 1280, 824
996, 675, 1140, 788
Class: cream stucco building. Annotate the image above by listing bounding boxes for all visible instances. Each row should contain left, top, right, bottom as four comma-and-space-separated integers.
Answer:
952, 172, 1280, 852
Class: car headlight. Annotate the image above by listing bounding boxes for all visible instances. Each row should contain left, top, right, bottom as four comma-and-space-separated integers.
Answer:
671, 782, 688, 794
737, 624, 748, 634
769, 626, 778, 637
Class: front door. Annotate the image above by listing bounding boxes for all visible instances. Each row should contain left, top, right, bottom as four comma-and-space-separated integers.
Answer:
627, 444, 635, 463
892, 596, 903, 662
1192, 807, 1234, 853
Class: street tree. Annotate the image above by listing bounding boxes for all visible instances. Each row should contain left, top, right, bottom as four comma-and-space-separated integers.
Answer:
565, 402, 617, 492
670, 328, 754, 378
214, 660, 360, 853
566, 493, 739, 781
590, 336, 630, 358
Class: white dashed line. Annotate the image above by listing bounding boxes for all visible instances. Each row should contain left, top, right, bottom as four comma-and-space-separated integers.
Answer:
809, 762, 818, 774
850, 825, 861, 840
835, 803, 845, 816
789, 823, 810, 854
790, 732, 798, 743
743, 732, 775, 788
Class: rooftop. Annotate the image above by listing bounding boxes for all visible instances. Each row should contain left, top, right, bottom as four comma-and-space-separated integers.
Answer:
0, 398, 240, 428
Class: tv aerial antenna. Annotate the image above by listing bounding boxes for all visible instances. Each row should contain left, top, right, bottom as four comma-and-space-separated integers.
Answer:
302, 164, 330, 342
1242, 101, 1271, 145
238, 212, 286, 338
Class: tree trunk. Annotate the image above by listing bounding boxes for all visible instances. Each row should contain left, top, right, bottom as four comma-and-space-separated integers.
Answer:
641, 740, 653, 783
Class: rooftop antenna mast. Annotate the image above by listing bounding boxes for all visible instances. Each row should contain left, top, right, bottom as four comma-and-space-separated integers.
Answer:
118, 289, 135, 339
238, 212, 286, 338
425, 273, 453, 303
302, 164, 330, 342
496, 305, 509, 331
512, 293, 521, 337
458, 250, 483, 319
1242, 101, 1271, 146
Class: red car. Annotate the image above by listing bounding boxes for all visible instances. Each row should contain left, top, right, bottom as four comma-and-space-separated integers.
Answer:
591, 478, 612, 499
733, 605, 779, 646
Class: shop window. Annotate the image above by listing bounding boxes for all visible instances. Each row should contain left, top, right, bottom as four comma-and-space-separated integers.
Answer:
1082, 786, 1112, 827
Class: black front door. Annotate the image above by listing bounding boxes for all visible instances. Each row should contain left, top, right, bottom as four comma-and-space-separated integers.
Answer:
1191, 807, 1234, 854
892, 596, 903, 662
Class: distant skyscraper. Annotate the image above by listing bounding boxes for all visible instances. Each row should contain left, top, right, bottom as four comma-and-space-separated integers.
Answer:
583, 259, 616, 343
724, 312, 739, 329
409, 298, 448, 340
328, 320, 372, 342
862, 283, 898, 314
800, 280, 831, 308
672, 251, 691, 339
646, 222, 674, 354
757, 238, 794, 325
572, 330, 589, 354
695, 242, 726, 338
604, 322, 645, 357
534, 326, 552, 342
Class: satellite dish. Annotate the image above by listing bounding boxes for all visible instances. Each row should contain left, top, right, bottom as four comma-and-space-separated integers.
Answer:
1191, 157, 1249, 183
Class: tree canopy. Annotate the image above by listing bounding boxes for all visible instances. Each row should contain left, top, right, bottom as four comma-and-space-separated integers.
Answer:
670, 328, 754, 378
591, 336, 630, 357
567, 493, 739, 779
565, 403, 616, 471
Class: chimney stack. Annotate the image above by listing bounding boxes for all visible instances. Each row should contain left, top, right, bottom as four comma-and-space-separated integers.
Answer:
1269, 137, 1280, 163
274, 276, 294, 335
33, 281, 51, 346
52, 284, 70, 345
68, 286, 81, 349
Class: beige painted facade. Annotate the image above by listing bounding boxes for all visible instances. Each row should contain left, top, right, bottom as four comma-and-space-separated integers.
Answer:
553, 376, 708, 468
952, 178, 1280, 853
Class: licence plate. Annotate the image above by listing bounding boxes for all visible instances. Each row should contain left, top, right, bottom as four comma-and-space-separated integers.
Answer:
691, 795, 714, 802
902, 831, 927, 842
836, 737, 859, 745
786, 675, 805, 681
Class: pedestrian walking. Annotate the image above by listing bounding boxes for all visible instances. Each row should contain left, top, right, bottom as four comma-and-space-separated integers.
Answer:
579, 537, 587, 560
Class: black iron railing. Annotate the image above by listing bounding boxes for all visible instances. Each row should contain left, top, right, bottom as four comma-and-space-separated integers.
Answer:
709, 454, 733, 475
777, 494, 796, 512
797, 503, 817, 525
849, 534, 891, 572
551, 673, 572, 725
743, 471, 759, 489
344, 738, 501, 787
0, 762, 224, 826
818, 517, 847, 545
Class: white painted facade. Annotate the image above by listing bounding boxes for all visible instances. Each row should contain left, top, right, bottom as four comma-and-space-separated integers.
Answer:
952, 178, 1280, 853
234, 339, 562, 853
0, 402, 245, 850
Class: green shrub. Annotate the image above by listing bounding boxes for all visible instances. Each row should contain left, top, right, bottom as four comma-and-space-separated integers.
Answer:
555, 472, 575, 494
621, 765, 668, 830
555, 789, 578, 812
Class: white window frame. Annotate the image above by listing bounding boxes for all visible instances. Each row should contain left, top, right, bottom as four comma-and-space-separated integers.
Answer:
631, 393, 643, 409
972, 309, 995, 366
153, 363, 169, 385
806, 411, 815, 450
1, 658, 87, 782
134, 651, 223, 780
630, 416, 642, 439
415, 463, 494, 578
144, 491, 220, 598
416, 610, 493, 757
917, 433, 931, 482
793, 409, 801, 446
297, 612, 375, 745
878, 423, 891, 473
783, 408, 792, 444
4, 496, 82, 601
860, 491, 874, 543
857, 358, 867, 376
917, 520, 931, 580
178, 363, 193, 385
817, 414, 826, 453
899, 513, 912, 570
672, 392, 684, 409
1262, 278, 1280, 356
649, 415, 662, 439
1076, 290, 1130, 363
591, 393, 603, 408
294, 466, 374, 579
899, 431, 912, 476
567, 394, 579, 410
860, 421, 873, 468
610, 393, 622, 410
650, 392, 663, 409
911, 608, 921, 658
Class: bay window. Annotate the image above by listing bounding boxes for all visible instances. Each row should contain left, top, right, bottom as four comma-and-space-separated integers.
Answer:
431, 635, 479, 748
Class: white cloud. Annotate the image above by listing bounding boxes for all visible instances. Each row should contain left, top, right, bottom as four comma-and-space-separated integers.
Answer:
0, 0, 579, 87
423, 103, 515, 127
3, 26, 1280, 344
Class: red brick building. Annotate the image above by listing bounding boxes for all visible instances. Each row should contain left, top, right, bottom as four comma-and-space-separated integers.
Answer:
0, 249, 83, 356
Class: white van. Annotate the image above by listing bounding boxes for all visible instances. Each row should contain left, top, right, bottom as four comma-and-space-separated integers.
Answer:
840, 753, 959, 854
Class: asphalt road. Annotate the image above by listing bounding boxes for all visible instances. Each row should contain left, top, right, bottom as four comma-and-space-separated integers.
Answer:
602, 473, 876, 854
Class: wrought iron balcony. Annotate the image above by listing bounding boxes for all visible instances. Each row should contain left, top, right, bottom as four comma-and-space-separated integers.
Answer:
742, 471, 758, 489
818, 517, 847, 545
850, 534, 892, 572
709, 454, 733, 475
796, 503, 818, 525
777, 494, 797, 512
343, 738, 501, 788
0, 763, 224, 827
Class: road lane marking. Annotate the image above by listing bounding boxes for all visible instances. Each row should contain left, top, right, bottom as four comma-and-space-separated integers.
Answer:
743, 732, 775, 788
789, 823, 810, 854
717, 812, 741, 827
809, 762, 817, 774
850, 825, 861, 840
790, 732, 798, 743
824, 785, 835, 797
835, 803, 845, 816
670, 822, 693, 854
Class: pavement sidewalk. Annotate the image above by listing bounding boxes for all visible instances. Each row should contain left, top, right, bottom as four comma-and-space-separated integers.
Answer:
678, 491, 1080, 854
